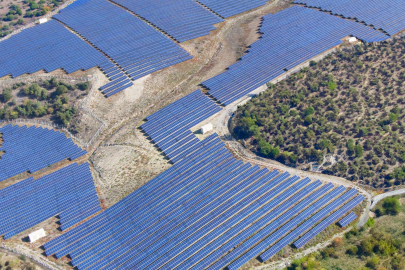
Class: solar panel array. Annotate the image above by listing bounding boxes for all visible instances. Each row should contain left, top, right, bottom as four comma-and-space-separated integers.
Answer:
196, 0, 268, 18
293, 195, 364, 249
0, 20, 106, 78
53, 0, 193, 83
337, 212, 357, 227
110, 0, 224, 42
141, 89, 222, 163
43, 134, 363, 270
0, 162, 100, 239
202, 5, 388, 105
0, 124, 87, 182
294, 0, 405, 36
260, 190, 364, 261
97, 62, 134, 97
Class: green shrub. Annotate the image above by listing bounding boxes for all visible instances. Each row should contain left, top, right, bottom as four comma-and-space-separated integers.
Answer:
76, 82, 90, 91
382, 197, 401, 215
56, 85, 68, 95
2, 89, 11, 102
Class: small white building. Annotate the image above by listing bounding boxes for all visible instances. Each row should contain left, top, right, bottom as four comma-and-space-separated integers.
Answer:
200, 123, 213, 134
29, 228, 46, 243
348, 37, 357, 43
38, 18, 48, 24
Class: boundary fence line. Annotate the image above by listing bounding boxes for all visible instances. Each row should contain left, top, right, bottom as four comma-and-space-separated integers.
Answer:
0, 244, 62, 270
0, 74, 106, 149
0, 74, 90, 87
80, 74, 107, 148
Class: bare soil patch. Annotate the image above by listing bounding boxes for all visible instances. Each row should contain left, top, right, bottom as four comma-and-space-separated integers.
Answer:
0, 250, 41, 270
91, 126, 171, 207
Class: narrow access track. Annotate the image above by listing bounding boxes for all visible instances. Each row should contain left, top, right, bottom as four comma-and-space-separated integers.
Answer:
370, 188, 405, 209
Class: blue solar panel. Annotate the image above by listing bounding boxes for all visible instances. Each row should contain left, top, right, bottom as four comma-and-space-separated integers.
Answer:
197, 0, 267, 18
141, 89, 222, 162
42, 134, 365, 270
201, 5, 389, 105
292, 195, 364, 249
207, 183, 342, 270
0, 124, 87, 182
0, 20, 106, 78
294, 0, 405, 36
0, 162, 100, 239
53, 0, 192, 84
337, 212, 357, 227
110, 0, 224, 42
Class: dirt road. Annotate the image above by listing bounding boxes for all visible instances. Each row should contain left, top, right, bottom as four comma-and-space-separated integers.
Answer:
370, 188, 405, 209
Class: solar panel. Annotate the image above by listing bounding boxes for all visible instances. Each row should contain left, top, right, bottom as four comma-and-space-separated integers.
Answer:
201, 5, 389, 106
0, 20, 106, 78
110, 0, 224, 42
0, 163, 100, 239
292, 195, 364, 249
42, 135, 365, 270
337, 212, 357, 227
53, 0, 192, 84
197, 0, 267, 18
294, 0, 405, 36
0, 124, 87, 182
141, 89, 222, 162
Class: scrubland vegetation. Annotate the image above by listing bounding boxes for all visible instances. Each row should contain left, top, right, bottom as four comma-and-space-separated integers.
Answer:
232, 39, 405, 188
0, 77, 89, 125
0, 253, 36, 270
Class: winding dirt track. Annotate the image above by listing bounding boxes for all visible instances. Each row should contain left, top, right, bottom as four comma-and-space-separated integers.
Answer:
370, 188, 405, 209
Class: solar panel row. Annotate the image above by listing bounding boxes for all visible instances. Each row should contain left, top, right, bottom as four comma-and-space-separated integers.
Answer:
0, 20, 106, 78
71, 147, 235, 269
0, 124, 87, 182
292, 195, 364, 249
294, 0, 405, 36
77, 164, 264, 269
95, 62, 134, 97
0, 163, 100, 239
143, 172, 298, 270
196, 0, 267, 18
87, 158, 248, 270
209, 184, 349, 270
141, 89, 222, 162
186, 182, 332, 270
202, 5, 389, 106
42, 133, 364, 270
337, 212, 357, 227
256, 190, 358, 262
110, 0, 224, 42
44, 135, 227, 255
43, 135, 218, 252
164, 177, 317, 269
53, 0, 192, 84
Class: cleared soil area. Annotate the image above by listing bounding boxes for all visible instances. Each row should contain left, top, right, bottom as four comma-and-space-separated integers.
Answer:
91, 126, 171, 207
0, 250, 41, 270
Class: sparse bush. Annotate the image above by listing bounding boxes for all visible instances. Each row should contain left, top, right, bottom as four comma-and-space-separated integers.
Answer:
2, 89, 11, 102
381, 197, 401, 215
76, 82, 90, 91
56, 85, 67, 95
